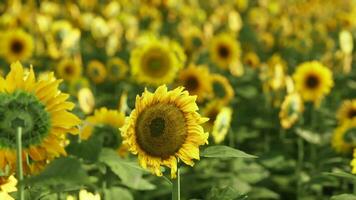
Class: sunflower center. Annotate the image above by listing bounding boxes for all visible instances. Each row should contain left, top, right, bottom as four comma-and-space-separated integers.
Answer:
348, 109, 356, 119
92, 124, 121, 149
10, 39, 24, 54
185, 76, 199, 91
64, 65, 74, 75
218, 45, 230, 59
305, 74, 319, 89
142, 48, 171, 78
135, 103, 187, 158
213, 82, 226, 98
0, 91, 51, 149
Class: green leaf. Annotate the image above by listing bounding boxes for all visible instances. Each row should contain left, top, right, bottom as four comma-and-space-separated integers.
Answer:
99, 148, 155, 190
66, 134, 103, 162
331, 194, 356, 200
324, 171, 356, 182
104, 187, 134, 200
248, 187, 279, 199
200, 145, 256, 158
206, 186, 247, 200
295, 128, 321, 144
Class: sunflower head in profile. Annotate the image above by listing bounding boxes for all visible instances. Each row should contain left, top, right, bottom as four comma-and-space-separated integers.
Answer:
0, 29, 34, 63
202, 100, 224, 132
56, 58, 82, 82
0, 175, 17, 200
130, 37, 186, 86
243, 51, 260, 69
293, 61, 333, 104
279, 92, 304, 129
107, 58, 129, 81
0, 62, 80, 174
332, 120, 356, 153
121, 85, 209, 178
209, 33, 240, 69
337, 99, 356, 124
176, 65, 212, 102
212, 107, 233, 144
82, 107, 126, 156
210, 74, 234, 105
87, 60, 107, 84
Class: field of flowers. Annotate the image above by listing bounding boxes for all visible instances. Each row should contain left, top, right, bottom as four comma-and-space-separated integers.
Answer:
0, 0, 356, 200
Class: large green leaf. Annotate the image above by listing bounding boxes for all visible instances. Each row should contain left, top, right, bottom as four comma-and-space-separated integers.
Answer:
331, 194, 356, 200
200, 145, 257, 158
206, 186, 248, 200
324, 171, 356, 182
104, 187, 134, 200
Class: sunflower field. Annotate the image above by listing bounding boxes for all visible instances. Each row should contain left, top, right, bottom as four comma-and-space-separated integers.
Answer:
0, 0, 356, 200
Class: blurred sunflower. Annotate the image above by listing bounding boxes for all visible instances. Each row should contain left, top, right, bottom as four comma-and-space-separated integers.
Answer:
337, 99, 356, 124
121, 85, 209, 178
279, 92, 304, 129
68, 77, 90, 95
332, 121, 356, 153
209, 33, 240, 69
130, 37, 186, 86
243, 51, 260, 69
211, 74, 234, 105
87, 60, 107, 84
212, 107, 233, 144
78, 87, 95, 115
0, 29, 34, 63
82, 108, 126, 156
107, 58, 129, 81
56, 58, 82, 82
67, 189, 101, 200
177, 65, 212, 102
202, 100, 224, 132
0, 62, 80, 174
0, 175, 17, 200
293, 61, 333, 104
351, 149, 356, 174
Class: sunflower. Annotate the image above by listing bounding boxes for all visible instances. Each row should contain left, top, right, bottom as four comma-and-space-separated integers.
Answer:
107, 58, 129, 81
56, 58, 82, 82
337, 99, 356, 124
243, 51, 260, 69
209, 33, 240, 69
121, 85, 209, 178
81, 108, 126, 156
0, 175, 17, 200
351, 149, 356, 174
293, 61, 333, 104
331, 121, 356, 153
210, 74, 234, 105
87, 60, 107, 84
279, 92, 304, 129
130, 37, 186, 86
176, 65, 212, 102
212, 107, 233, 144
0, 29, 34, 63
78, 87, 95, 114
68, 77, 90, 95
0, 62, 80, 174
67, 189, 101, 200
202, 101, 224, 132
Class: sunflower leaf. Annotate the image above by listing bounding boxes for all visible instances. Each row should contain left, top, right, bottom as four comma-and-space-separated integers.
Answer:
330, 194, 356, 200
323, 171, 356, 182
200, 145, 257, 158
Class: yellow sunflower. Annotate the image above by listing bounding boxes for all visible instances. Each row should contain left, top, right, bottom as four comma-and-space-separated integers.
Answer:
0, 62, 80, 174
56, 58, 82, 82
87, 60, 107, 84
337, 99, 356, 124
130, 37, 186, 86
212, 107, 233, 144
279, 92, 304, 129
209, 33, 240, 69
81, 108, 126, 156
202, 101, 224, 132
121, 85, 209, 178
107, 58, 129, 81
210, 74, 234, 105
331, 120, 356, 153
351, 148, 356, 174
67, 189, 101, 200
176, 65, 212, 102
0, 175, 17, 200
243, 51, 260, 69
293, 61, 333, 104
0, 29, 34, 63
78, 87, 95, 115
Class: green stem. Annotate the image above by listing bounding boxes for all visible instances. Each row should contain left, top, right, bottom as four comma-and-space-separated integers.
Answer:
228, 129, 234, 147
172, 167, 180, 200
297, 137, 304, 200
16, 127, 24, 200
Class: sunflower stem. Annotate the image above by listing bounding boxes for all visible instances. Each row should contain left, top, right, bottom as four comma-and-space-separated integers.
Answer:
172, 167, 180, 200
296, 136, 304, 200
16, 126, 24, 200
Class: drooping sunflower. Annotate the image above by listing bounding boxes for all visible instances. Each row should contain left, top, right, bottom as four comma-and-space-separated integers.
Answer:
212, 107, 233, 144
331, 121, 356, 153
78, 87, 95, 115
351, 148, 356, 174
279, 92, 304, 129
293, 61, 333, 104
0, 175, 17, 200
81, 108, 126, 156
176, 65, 212, 102
209, 33, 240, 69
130, 37, 186, 86
121, 85, 209, 178
0, 29, 34, 63
337, 99, 356, 124
56, 58, 82, 82
107, 58, 129, 81
87, 60, 107, 84
0, 62, 80, 174
210, 74, 235, 105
